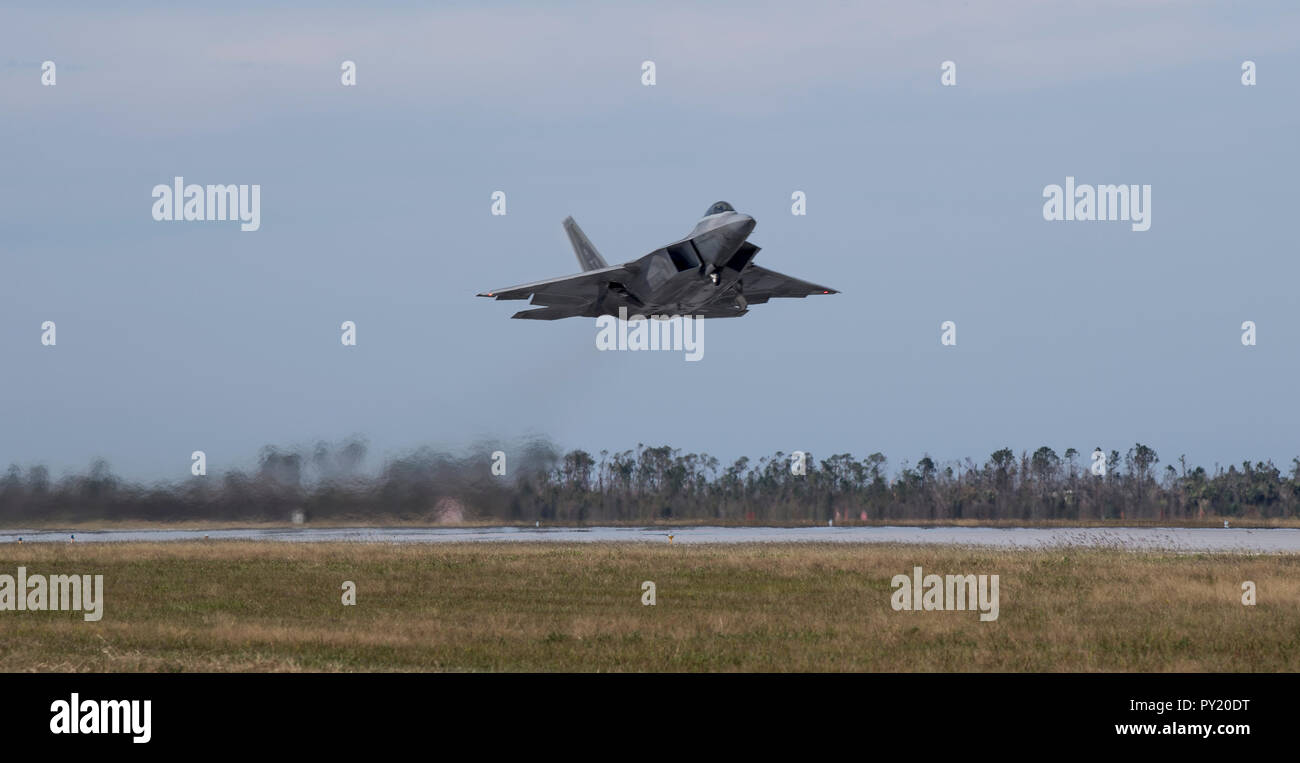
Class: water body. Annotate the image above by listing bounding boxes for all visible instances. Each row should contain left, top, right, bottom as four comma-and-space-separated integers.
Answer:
1, 525, 1298, 552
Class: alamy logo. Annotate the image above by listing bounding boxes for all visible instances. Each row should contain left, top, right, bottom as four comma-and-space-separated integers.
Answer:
151, 176, 261, 231
595, 306, 704, 362
50, 694, 151, 744
890, 566, 999, 621
1042, 176, 1151, 231
0, 567, 104, 621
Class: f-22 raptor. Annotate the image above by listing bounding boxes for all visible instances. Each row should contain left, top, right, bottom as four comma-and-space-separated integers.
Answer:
478, 201, 838, 319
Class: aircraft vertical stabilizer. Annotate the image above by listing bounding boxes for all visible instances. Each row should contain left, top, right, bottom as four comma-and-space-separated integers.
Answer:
563, 217, 608, 272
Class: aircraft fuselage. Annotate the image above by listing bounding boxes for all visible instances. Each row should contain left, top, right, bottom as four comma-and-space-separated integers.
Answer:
619, 210, 757, 316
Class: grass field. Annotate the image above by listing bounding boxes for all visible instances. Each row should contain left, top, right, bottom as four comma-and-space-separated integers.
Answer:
1, 541, 1297, 672
7, 516, 1300, 530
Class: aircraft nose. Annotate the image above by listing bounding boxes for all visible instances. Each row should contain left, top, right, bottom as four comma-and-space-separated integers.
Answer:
731, 213, 755, 235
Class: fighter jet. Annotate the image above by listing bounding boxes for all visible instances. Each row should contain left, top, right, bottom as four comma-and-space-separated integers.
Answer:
477, 201, 838, 319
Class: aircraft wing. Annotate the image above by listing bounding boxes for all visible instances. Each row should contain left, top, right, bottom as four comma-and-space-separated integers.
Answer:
477, 264, 637, 319
738, 264, 838, 304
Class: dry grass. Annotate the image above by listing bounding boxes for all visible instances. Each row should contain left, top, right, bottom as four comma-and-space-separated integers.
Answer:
0, 541, 1296, 672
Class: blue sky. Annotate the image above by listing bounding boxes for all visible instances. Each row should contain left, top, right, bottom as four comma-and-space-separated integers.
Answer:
1, 2, 1298, 480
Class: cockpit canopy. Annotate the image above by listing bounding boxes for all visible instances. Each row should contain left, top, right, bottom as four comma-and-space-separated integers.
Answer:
705, 201, 735, 216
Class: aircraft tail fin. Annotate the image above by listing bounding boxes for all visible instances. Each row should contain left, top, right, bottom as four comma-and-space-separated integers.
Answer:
563, 216, 608, 272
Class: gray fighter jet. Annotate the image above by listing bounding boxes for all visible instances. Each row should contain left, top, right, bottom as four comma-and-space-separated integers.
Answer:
478, 201, 838, 319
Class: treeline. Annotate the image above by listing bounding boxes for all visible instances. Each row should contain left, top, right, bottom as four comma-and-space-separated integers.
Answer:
1, 440, 1298, 524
